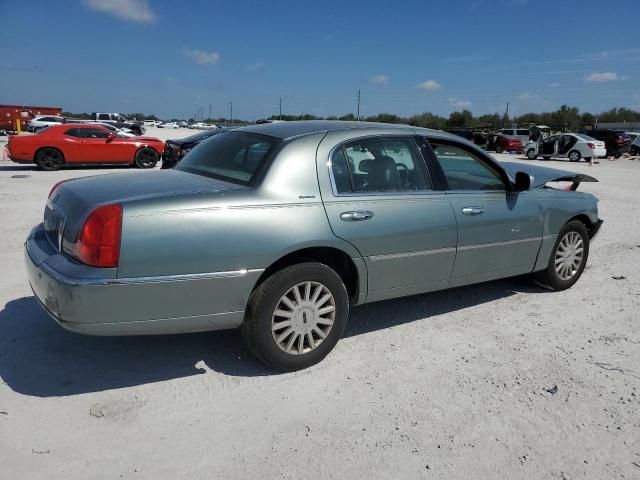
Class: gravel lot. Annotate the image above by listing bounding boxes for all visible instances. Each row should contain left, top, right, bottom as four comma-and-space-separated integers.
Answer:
1, 128, 639, 479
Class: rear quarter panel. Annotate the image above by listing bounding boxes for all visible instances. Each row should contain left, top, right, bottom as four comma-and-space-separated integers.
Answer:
118, 133, 362, 277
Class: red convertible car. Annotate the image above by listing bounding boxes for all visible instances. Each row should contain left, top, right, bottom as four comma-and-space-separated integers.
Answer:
6, 124, 164, 170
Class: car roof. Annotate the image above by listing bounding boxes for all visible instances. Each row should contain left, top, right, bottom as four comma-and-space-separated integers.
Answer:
236, 120, 448, 141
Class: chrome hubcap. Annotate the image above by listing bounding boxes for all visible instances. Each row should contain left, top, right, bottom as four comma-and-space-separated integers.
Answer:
271, 281, 335, 355
555, 231, 584, 280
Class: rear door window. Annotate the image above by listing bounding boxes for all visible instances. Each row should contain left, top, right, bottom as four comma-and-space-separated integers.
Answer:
331, 137, 431, 194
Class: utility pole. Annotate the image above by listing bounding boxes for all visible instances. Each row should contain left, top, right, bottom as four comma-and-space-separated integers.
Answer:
230, 101, 233, 126
502, 102, 509, 128
278, 97, 282, 120
356, 89, 361, 122
209, 104, 211, 122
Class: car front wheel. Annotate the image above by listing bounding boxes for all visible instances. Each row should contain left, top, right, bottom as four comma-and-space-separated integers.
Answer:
526, 149, 537, 160
534, 220, 590, 291
242, 262, 349, 371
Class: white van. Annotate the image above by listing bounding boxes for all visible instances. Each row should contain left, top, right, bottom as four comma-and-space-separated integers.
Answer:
499, 127, 530, 146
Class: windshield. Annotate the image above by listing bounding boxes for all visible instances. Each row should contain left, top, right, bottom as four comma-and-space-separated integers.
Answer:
176, 131, 280, 185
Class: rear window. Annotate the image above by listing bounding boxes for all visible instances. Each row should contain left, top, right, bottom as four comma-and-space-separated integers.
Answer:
176, 131, 280, 185
516, 129, 529, 135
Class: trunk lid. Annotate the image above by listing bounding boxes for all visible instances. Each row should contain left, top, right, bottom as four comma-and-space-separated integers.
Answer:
46, 170, 247, 254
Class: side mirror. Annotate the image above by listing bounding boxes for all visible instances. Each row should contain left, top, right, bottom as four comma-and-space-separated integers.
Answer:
106, 133, 116, 143
514, 171, 534, 192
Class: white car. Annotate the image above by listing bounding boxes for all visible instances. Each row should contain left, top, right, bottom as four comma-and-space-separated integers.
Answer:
163, 122, 180, 129
524, 133, 606, 162
143, 120, 161, 127
90, 122, 137, 138
27, 115, 64, 132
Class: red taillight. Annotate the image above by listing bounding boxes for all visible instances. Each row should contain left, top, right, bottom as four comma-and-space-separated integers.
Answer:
616, 137, 624, 143
48, 180, 65, 199
587, 142, 595, 149
74, 204, 122, 268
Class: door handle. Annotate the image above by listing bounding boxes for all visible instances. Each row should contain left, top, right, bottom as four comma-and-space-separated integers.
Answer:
462, 206, 485, 216
340, 210, 374, 221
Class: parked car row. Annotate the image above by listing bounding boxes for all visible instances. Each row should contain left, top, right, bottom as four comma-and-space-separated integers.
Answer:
27, 114, 146, 136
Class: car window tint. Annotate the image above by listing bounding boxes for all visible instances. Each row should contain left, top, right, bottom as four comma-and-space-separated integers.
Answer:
330, 147, 353, 194
430, 142, 504, 191
176, 131, 280, 185
82, 128, 109, 138
98, 114, 109, 120
333, 137, 431, 193
517, 129, 529, 135
64, 128, 81, 137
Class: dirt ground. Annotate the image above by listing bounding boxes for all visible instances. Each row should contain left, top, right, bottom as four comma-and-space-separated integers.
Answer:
0, 129, 639, 479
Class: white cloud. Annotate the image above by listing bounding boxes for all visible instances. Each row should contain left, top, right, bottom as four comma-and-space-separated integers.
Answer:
83, 0, 155, 23
369, 74, 389, 84
418, 80, 441, 91
247, 62, 264, 71
585, 72, 618, 82
184, 49, 220, 65
448, 97, 472, 109
549, 82, 560, 87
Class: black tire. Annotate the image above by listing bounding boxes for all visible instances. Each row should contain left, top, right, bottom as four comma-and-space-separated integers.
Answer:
542, 155, 551, 160
526, 149, 537, 160
134, 147, 158, 169
631, 146, 639, 156
495, 144, 503, 153
568, 150, 581, 162
35, 148, 64, 171
242, 262, 349, 371
534, 220, 590, 291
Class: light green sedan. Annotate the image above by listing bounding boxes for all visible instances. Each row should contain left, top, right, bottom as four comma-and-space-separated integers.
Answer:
25, 121, 603, 370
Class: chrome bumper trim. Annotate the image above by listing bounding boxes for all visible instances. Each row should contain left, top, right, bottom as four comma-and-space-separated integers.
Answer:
34, 258, 264, 287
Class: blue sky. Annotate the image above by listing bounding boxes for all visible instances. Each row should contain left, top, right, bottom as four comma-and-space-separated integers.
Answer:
1, 0, 638, 120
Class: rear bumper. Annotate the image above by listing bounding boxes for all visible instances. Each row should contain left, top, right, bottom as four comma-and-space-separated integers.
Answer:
25, 224, 260, 336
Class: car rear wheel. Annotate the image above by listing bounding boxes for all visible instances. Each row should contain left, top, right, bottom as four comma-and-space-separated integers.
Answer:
242, 262, 349, 371
526, 149, 537, 160
568, 150, 581, 162
35, 148, 64, 171
534, 220, 589, 291
134, 147, 158, 169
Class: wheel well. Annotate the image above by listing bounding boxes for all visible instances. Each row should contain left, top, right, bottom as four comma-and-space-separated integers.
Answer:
254, 247, 360, 301
568, 214, 597, 236
34, 146, 65, 163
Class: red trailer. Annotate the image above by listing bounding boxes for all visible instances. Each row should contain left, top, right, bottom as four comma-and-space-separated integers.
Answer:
0, 104, 63, 132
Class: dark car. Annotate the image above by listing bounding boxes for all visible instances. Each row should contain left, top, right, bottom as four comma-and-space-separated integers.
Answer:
161, 128, 222, 168
444, 127, 474, 142
585, 129, 631, 158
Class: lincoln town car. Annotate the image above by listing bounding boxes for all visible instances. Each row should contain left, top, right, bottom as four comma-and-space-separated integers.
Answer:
25, 121, 602, 370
